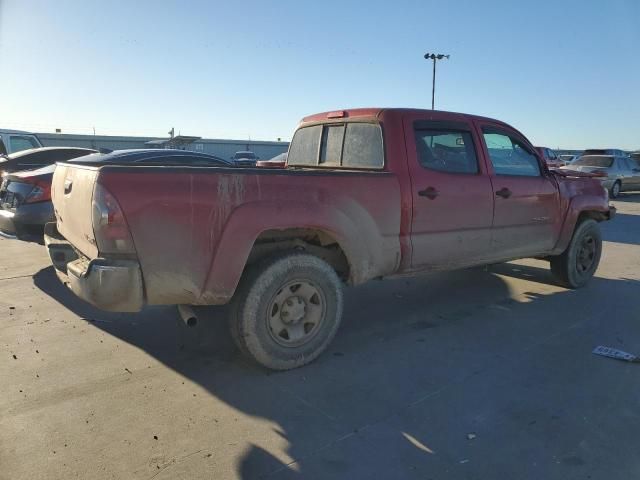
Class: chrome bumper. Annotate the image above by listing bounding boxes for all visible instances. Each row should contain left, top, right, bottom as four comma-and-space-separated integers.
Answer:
44, 222, 144, 312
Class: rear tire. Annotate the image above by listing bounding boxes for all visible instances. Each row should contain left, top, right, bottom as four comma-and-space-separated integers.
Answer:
550, 219, 602, 289
610, 181, 621, 198
229, 252, 343, 370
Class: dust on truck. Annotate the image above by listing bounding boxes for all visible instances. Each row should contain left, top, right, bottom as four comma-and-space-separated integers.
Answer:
45, 108, 615, 370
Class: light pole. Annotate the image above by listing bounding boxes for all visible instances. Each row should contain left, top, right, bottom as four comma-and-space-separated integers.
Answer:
424, 53, 450, 110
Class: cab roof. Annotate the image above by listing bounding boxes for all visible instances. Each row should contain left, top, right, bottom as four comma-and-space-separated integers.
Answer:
300, 108, 512, 128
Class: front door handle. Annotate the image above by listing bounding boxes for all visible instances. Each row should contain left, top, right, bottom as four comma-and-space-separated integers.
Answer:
418, 187, 439, 199
496, 187, 512, 199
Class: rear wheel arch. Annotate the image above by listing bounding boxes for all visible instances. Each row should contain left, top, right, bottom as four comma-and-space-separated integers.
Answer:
246, 228, 352, 283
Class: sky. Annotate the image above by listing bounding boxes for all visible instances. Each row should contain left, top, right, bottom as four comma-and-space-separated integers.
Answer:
0, 0, 638, 149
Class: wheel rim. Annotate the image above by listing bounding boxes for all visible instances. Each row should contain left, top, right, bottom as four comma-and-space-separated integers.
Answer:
576, 234, 597, 274
266, 280, 326, 348
613, 183, 620, 197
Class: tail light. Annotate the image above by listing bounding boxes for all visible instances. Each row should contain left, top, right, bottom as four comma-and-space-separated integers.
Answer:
24, 179, 52, 204
92, 183, 136, 254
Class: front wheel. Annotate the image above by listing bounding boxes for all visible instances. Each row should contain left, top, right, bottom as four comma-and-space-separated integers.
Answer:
550, 219, 602, 288
229, 252, 343, 370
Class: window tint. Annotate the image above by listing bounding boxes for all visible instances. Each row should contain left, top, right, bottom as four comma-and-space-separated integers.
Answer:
547, 149, 557, 159
319, 124, 345, 165
9, 135, 39, 153
414, 129, 478, 173
342, 123, 383, 168
287, 125, 322, 166
288, 123, 383, 169
482, 129, 540, 177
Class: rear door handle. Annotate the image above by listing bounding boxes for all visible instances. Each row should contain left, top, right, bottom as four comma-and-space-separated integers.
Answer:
64, 179, 73, 194
495, 187, 512, 199
418, 187, 439, 199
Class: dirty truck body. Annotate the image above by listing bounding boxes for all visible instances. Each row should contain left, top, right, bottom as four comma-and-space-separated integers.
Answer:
46, 108, 614, 369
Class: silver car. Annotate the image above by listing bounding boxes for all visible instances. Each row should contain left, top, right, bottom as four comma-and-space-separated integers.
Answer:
561, 155, 640, 198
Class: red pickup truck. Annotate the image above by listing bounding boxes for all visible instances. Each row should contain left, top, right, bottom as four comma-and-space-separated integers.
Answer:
45, 108, 615, 370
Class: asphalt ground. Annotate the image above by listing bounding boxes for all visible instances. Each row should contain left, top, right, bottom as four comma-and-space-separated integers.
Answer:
1, 195, 639, 480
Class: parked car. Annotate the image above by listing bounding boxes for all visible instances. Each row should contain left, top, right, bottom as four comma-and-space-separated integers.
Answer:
558, 154, 580, 165
583, 149, 629, 157
560, 154, 640, 198
0, 148, 97, 238
0, 165, 57, 238
535, 146, 563, 168
0, 149, 229, 239
256, 152, 287, 168
230, 151, 259, 167
0, 129, 43, 155
0, 147, 96, 175
45, 108, 614, 370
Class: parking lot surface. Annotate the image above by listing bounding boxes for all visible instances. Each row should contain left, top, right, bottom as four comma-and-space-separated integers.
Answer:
1, 196, 639, 480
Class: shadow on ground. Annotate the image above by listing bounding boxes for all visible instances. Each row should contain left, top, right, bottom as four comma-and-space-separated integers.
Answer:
32, 250, 640, 479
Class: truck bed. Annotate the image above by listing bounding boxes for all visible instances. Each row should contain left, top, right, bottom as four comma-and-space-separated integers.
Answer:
52, 163, 403, 306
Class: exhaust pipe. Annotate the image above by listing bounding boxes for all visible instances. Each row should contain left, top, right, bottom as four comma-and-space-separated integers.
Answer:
177, 305, 198, 327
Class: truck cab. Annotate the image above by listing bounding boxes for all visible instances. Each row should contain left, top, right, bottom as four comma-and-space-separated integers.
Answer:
0, 129, 43, 155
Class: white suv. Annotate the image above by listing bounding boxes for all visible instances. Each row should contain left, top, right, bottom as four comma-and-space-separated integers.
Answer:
0, 129, 43, 155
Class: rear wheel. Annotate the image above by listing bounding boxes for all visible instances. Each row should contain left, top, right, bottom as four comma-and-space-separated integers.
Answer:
610, 181, 621, 198
229, 252, 343, 370
550, 219, 602, 288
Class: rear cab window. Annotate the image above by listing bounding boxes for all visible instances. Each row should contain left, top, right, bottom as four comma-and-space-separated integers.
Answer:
287, 122, 384, 169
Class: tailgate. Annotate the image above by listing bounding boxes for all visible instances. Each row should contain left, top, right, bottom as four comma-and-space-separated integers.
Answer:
52, 163, 99, 259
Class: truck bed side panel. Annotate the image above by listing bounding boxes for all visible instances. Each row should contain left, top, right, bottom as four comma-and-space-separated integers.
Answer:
97, 168, 402, 305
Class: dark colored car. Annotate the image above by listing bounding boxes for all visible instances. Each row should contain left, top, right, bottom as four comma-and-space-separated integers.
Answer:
230, 151, 259, 167
0, 165, 58, 238
0, 147, 96, 175
0, 147, 97, 238
0, 149, 230, 238
46, 108, 614, 370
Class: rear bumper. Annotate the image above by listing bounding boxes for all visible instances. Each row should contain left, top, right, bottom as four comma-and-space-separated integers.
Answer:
44, 222, 144, 312
0, 202, 53, 237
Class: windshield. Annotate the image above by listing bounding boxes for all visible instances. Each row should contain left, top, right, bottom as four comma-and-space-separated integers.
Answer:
572, 155, 614, 167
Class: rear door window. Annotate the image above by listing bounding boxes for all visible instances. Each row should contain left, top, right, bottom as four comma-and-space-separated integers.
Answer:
288, 123, 384, 169
414, 129, 478, 174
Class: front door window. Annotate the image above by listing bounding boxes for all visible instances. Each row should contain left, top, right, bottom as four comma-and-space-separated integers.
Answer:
482, 130, 540, 177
